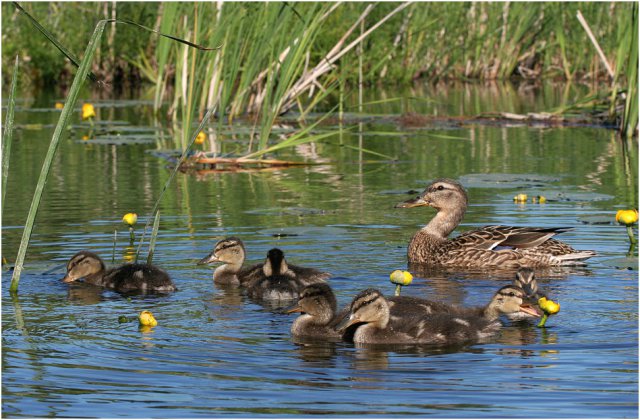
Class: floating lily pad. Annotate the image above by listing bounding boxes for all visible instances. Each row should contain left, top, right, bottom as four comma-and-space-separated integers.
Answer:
76, 136, 156, 145
600, 256, 638, 270
245, 207, 328, 217
579, 215, 615, 225
524, 190, 614, 203
459, 173, 561, 189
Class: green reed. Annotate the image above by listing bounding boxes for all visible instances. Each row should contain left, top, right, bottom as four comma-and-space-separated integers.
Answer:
9, 21, 107, 292
2, 56, 18, 210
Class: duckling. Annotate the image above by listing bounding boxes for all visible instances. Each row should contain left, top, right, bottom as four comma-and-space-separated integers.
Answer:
197, 237, 264, 285
337, 288, 501, 345
508, 267, 544, 321
285, 283, 343, 339
395, 178, 596, 267
246, 248, 328, 302
61, 251, 176, 293
198, 237, 330, 286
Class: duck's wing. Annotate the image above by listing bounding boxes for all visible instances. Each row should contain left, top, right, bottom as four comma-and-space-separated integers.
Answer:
405, 313, 501, 345
453, 225, 572, 250
238, 263, 266, 286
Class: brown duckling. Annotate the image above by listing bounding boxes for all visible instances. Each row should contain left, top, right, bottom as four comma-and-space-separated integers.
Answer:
337, 288, 501, 345
396, 178, 596, 267
198, 237, 330, 287
285, 283, 344, 339
61, 251, 176, 293
247, 248, 328, 302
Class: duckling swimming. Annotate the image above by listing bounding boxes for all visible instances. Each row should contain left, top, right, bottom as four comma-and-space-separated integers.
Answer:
285, 283, 344, 339
396, 178, 596, 267
61, 251, 176, 293
198, 237, 330, 287
246, 248, 328, 302
338, 288, 501, 345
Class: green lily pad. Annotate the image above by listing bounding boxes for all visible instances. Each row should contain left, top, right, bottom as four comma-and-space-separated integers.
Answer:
600, 256, 638, 270
459, 173, 561, 189
579, 215, 615, 225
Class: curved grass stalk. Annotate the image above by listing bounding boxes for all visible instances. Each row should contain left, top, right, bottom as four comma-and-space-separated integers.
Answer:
2, 56, 19, 210
10, 21, 107, 293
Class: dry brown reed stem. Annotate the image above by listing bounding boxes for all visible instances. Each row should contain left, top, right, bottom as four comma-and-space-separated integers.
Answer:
576, 10, 615, 80
281, 2, 410, 111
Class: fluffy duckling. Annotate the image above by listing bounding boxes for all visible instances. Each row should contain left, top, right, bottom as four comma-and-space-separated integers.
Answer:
508, 267, 543, 321
396, 178, 596, 267
247, 248, 328, 302
61, 251, 176, 293
197, 237, 264, 285
338, 288, 501, 345
285, 283, 344, 339
198, 237, 330, 286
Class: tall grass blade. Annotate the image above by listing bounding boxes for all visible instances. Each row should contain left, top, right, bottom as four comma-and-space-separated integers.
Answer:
622, 3, 638, 138
9, 21, 107, 293
146, 210, 161, 265
2, 56, 19, 209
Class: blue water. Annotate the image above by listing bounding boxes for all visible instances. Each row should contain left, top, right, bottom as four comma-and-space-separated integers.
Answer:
2, 88, 638, 417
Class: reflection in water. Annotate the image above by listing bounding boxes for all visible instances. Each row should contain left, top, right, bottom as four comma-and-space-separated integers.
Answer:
66, 283, 104, 305
292, 340, 338, 364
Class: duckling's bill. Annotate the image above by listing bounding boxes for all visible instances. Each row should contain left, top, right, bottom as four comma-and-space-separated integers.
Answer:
336, 314, 360, 332
283, 303, 304, 314
519, 303, 541, 317
197, 252, 220, 265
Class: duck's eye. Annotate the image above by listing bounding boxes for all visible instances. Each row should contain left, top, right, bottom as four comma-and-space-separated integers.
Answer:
437, 185, 444, 191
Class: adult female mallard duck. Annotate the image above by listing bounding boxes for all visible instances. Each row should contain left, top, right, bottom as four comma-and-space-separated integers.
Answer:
61, 251, 176, 293
246, 248, 328, 302
395, 178, 596, 267
337, 288, 502, 345
198, 237, 330, 287
285, 283, 344, 339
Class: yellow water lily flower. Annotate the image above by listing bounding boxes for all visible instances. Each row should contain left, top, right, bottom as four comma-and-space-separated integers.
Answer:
54, 102, 64, 110
195, 131, 206, 145
82, 103, 96, 120
390, 270, 413, 296
122, 212, 138, 227
616, 209, 638, 226
139, 310, 158, 327
513, 193, 528, 203
390, 270, 413, 286
538, 297, 560, 315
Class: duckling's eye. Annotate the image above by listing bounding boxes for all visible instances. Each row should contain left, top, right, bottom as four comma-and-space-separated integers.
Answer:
437, 185, 444, 191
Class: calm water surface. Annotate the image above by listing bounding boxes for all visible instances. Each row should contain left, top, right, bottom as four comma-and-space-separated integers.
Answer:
2, 84, 638, 417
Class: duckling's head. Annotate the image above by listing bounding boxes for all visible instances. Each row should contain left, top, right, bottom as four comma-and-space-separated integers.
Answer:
338, 288, 390, 331
198, 237, 246, 266
263, 248, 289, 277
395, 178, 468, 211
513, 267, 539, 299
286, 283, 337, 318
61, 251, 105, 283
487, 285, 540, 318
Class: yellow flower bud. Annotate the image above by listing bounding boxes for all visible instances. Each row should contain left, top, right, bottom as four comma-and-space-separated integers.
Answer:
82, 103, 96, 120
195, 131, 206, 145
616, 209, 638, 226
513, 193, 528, 203
54, 102, 64, 110
122, 212, 138, 227
139, 310, 158, 327
390, 270, 413, 286
538, 297, 560, 315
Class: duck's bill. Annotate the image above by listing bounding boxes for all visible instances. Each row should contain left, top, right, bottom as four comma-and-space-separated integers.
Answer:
335, 315, 359, 332
395, 196, 429, 208
283, 303, 304, 314
519, 304, 541, 317
61, 274, 76, 283
197, 252, 219, 265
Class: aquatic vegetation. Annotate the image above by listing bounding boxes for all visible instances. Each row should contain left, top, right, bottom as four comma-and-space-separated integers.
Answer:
616, 209, 638, 245
81, 103, 96, 120
139, 310, 158, 327
537, 297, 561, 328
123, 212, 138, 242
2, 56, 18, 211
389, 270, 412, 296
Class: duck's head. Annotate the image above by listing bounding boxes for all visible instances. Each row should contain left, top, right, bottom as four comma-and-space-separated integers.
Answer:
263, 248, 289, 277
488, 285, 540, 318
285, 283, 337, 318
61, 251, 104, 283
395, 178, 468, 211
198, 237, 246, 266
513, 267, 540, 299
337, 288, 390, 331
